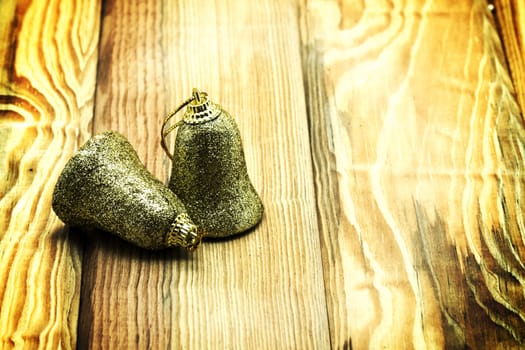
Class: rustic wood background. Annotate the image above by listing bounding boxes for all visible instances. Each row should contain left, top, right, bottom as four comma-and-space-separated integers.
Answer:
1, 0, 525, 349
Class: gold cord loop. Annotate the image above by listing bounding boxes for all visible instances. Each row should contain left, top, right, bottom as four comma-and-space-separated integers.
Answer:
161, 90, 210, 160
161, 96, 194, 160
160, 89, 221, 160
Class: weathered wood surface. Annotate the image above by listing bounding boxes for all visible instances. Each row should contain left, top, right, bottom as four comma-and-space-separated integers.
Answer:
77, 0, 329, 349
2, 0, 525, 349
0, 0, 100, 349
494, 0, 525, 117
302, 0, 525, 348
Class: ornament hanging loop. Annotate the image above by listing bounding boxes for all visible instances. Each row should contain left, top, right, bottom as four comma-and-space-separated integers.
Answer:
161, 89, 208, 160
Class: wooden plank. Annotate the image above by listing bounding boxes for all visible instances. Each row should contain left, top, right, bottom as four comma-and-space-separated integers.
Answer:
493, 0, 525, 118
301, 0, 525, 348
0, 0, 101, 348
77, 0, 330, 348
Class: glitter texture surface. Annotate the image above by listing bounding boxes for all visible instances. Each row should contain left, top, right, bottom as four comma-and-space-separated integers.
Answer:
169, 102, 264, 238
52, 131, 199, 250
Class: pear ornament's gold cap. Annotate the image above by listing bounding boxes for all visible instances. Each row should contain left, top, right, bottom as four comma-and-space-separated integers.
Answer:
166, 213, 203, 252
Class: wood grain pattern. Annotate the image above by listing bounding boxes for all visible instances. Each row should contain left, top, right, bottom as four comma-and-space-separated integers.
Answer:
0, 0, 100, 349
493, 0, 525, 118
301, 0, 525, 348
3, 0, 525, 348
77, 0, 329, 348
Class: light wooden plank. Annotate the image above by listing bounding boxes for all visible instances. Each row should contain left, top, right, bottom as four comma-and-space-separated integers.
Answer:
493, 0, 525, 118
77, 0, 330, 348
302, 0, 525, 348
0, 0, 101, 348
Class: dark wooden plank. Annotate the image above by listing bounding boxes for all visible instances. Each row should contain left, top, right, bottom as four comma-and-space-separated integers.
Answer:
78, 0, 330, 348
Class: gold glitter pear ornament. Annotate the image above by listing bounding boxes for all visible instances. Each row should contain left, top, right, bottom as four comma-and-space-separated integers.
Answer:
162, 89, 264, 238
52, 131, 203, 251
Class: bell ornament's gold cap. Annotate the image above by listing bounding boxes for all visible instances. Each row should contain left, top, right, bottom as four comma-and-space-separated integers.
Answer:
166, 213, 203, 252
183, 88, 221, 124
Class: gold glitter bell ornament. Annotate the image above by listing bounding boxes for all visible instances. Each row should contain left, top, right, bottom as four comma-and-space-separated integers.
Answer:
161, 89, 264, 238
52, 131, 203, 251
